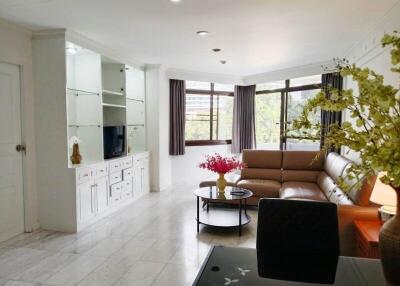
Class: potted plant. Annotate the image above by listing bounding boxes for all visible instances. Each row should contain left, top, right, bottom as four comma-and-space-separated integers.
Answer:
293, 32, 400, 285
199, 153, 245, 193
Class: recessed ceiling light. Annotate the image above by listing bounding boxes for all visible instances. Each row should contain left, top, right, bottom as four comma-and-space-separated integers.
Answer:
212, 48, 221, 52
197, 30, 209, 36
169, 0, 182, 3
220, 60, 227, 64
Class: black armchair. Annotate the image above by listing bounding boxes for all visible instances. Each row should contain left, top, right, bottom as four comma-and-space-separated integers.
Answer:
256, 198, 340, 284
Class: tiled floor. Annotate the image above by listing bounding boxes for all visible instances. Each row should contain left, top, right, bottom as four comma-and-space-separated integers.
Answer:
0, 184, 258, 286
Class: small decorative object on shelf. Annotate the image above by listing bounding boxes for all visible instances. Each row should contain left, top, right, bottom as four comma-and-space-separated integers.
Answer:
199, 153, 245, 193
69, 136, 82, 165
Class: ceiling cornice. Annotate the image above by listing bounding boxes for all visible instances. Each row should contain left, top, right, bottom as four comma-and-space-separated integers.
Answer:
344, 0, 400, 65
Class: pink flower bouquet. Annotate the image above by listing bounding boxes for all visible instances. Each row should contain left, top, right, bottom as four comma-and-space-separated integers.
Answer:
199, 153, 245, 174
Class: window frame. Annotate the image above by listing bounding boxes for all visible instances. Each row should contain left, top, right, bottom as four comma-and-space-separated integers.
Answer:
185, 82, 234, 146
256, 79, 322, 150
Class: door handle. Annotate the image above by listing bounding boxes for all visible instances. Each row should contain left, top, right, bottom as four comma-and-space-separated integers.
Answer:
16, 144, 26, 154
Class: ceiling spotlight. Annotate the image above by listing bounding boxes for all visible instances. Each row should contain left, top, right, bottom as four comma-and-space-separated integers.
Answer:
212, 48, 221, 52
169, 0, 182, 3
220, 60, 227, 64
197, 30, 209, 36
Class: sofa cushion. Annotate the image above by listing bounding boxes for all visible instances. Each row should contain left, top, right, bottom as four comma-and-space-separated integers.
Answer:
329, 188, 354, 205
341, 165, 377, 206
317, 171, 337, 199
282, 170, 321, 183
241, 168, 282, 181
242, 149, 282, 169
237, 179, 280, 198
282, 151, 324, 170
324, 152, 351, 182
280, 181, 328, 202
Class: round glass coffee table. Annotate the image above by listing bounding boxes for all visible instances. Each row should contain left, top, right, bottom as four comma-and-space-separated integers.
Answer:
194, 186, 253, 236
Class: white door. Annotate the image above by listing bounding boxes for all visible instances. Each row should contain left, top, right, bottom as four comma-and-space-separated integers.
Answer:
96, 177, 109, 214
0, 63, 24, 242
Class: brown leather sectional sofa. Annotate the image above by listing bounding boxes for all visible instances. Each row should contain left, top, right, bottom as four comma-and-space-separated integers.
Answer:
236, 150, 379, 256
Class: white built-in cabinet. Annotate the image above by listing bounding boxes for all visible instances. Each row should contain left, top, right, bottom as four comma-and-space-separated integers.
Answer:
76, 153, 149, 228
32, 30, 150, 232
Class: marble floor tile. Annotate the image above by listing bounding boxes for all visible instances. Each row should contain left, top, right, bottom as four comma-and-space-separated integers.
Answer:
10, 252, 78, 283
0, 248, 51, 279
0, 231, 55, 249
2, 281, 38, 286
151, 263, 200, 286
84, 236, 131, 258
113, 261, 165, 286
75, 256, 136, 286
111, 237, 157, 263
0, 183, 258, 286
44, 255, 106, 286
139, 239, 182, 263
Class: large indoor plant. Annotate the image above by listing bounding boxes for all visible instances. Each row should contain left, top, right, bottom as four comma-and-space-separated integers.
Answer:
293, 31, 400, 285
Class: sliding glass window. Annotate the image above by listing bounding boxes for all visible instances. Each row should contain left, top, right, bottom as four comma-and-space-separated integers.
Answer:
256, 75, 322, 151
185, 81, 234, 146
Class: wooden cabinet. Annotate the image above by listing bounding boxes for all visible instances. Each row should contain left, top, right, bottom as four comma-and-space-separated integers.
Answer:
354, 220, 382, 259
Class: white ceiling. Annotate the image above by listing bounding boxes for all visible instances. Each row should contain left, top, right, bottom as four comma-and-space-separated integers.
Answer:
0, 0, 399, 77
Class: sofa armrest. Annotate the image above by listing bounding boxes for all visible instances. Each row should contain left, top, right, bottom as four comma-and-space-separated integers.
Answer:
337, 205, 379, 256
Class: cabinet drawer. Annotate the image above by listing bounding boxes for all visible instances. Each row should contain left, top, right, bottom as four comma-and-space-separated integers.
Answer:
109, 160, 123, 173
77, 167, 93, 184
123, 167, 134, 179
95, 163, 108, 178
110, 172, 122, 185
122, 157, 133, 169
123, 189, 133, 199
124, 179, 133, 197
110, 182, 123, 197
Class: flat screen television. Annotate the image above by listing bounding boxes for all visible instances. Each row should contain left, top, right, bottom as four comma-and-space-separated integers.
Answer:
103, 126, 125, 159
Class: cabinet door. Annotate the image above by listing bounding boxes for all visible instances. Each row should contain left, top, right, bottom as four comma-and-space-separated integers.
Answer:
96, 176, 109, 214
125, 66, 145, 101
126, 100, 145, 125
133, 158, 142, 195
78, 181, 95, 222
142, 157, 150, 193
123, 177, 134, 199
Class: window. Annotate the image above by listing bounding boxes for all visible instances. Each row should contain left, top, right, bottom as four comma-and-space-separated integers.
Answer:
185, 82, 234, 145
256, 75, 322, 151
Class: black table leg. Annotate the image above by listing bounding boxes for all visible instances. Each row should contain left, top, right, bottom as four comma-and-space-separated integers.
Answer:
239, 199, 242, 236
244, 198, 247, 215
207, 199, 209, 212
197, 196, 200, 233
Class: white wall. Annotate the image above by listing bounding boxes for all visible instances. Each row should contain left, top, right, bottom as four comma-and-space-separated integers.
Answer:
342, 3, 400, 162
0, 18, 39, 231
171, 145, 237, 186
145, 65, 172, 191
